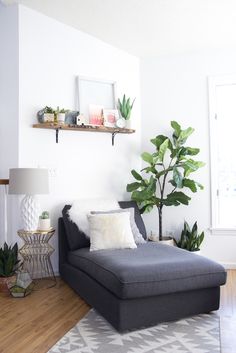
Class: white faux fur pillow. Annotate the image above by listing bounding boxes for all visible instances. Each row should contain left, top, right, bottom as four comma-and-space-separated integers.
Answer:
68, 199, 119, 236
92, 208, 146, 245
88, 212, 137, 251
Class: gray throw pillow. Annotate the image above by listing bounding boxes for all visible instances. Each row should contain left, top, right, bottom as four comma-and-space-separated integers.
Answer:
91, 208, 146, 244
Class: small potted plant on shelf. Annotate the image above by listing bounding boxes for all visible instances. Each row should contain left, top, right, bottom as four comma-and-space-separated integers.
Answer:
38, 211, 51, 230
43, 106, 55, 123
117, 94, 135, 128
175, 221, 204, 254
0, 243, 21, 294
56, 107, 69, 124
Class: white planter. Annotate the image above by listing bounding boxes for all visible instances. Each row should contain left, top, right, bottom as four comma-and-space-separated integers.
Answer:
116, 118, 126, 129
38, 218, 51, 231
125, 119, 132, 129
149, 235, 175, 246
43, 113, 54, 123
57, 113, 66, 124
192, 250, 201, 255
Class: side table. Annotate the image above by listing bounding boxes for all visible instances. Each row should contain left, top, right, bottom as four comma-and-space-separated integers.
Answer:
17, 228, 56, 289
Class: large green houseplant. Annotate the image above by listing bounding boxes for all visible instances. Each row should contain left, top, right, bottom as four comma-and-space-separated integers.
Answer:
127, 121, 205, 241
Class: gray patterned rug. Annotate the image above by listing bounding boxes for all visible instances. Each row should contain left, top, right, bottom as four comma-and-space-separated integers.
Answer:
48, 309, 220, 353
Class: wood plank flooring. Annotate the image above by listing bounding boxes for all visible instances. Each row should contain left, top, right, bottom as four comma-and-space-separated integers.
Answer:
0, 279, 90, 353
0, 271, 235, 353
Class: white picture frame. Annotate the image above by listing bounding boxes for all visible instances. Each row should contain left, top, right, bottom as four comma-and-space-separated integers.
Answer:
76, 76, 117, 124
103, 109, 119, 128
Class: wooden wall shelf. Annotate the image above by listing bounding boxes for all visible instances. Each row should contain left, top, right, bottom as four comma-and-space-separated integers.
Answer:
33, 123, 135, 145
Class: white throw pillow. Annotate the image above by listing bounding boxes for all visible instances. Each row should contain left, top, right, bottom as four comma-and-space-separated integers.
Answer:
68, 199, 119, 236
88, 212, 137, 251
91, 208, 146, 244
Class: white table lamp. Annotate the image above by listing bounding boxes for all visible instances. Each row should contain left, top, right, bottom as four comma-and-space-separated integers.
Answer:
9, 168, 49, 231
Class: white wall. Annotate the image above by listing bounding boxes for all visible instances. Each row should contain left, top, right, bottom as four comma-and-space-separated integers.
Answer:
17, 5, 141, 272
141, 50, 236, 266
0, 3, 19, 244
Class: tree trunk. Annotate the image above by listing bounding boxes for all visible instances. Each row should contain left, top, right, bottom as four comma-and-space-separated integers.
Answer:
158, 206, 163, 241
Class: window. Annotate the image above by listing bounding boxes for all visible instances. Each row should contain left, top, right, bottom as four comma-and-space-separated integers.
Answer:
209, 74, 236, 232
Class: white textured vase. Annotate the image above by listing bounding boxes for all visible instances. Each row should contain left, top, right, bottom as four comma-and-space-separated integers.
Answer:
21, 195, 40, 231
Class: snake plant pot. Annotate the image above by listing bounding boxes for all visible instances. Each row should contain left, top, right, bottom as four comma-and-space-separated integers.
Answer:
57, 113, 66, 124
0, 275, 16, 294
116, 118, 126, 129
192, 250, 202, 255
38, 218, 51, 230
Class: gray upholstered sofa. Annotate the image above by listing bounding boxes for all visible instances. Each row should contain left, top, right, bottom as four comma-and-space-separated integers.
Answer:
59, 201, 227, 331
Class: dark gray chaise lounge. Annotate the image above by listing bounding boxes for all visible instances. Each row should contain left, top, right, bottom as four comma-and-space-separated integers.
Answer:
59, 201, 227, 332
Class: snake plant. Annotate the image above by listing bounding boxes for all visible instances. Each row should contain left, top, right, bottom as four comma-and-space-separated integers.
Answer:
117, 94, 135, 120
176, 221, 204, 251
0, 243, 20, 277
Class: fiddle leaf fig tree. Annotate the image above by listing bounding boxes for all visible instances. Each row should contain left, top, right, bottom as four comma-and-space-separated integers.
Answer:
127, 121, 205, 241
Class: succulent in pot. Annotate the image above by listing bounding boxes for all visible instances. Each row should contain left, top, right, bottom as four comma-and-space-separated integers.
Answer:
0, 243, 21, 293
175, 221, 204, 253
56, 107, 69, 124
38, 211, 51, 230
117, 94, 135, 128
43, 106, 55, 123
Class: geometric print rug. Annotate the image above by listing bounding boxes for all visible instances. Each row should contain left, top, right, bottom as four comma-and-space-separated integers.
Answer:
48, 309, 221, 353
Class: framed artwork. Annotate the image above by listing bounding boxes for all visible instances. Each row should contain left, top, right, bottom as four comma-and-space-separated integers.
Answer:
103, 109, 119, 128
76, 76, 117, 125
89, 104, 104, 125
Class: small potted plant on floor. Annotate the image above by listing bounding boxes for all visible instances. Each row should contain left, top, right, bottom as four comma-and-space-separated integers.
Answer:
0, 243, 20, 294
175, 221, 204, 254
126, 120, 205, 244
38, 211, 51, 230
117, 94, 135, 128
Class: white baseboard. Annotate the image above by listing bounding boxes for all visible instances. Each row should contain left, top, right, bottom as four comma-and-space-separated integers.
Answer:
220, 262, 236, 269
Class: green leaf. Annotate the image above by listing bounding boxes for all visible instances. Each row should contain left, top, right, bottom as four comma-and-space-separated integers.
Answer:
150, 135, 167, 149
183, 159, 205, 176
158, 138, 169, 162
178, 127, 194, 145
182, 178, 197, 192
171, 121, 181, 137
141, 152, 153, 164
131, 169, 143, 181
183, 147, 200, 156
195, 181, 204, 190
169, 179, 176, 187
142, 166, 158, 174
126, 182, 141, 192
163, 191, 191, 206
139, 201, 155, 214
173, 167, 183, 188
131, 176, 156, 202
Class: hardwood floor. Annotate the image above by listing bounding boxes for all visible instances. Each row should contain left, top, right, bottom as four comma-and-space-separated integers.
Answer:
0, 279, 90, 353
0, 271, 235, 353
